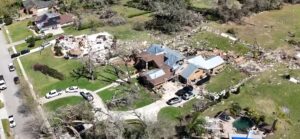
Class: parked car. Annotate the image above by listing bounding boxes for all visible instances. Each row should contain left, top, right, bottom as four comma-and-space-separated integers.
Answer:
45, 89, 62, 99
20, 49, 30, 55
66, 86, 79, 93
181, 91, 195, 100
8, 115, 16, 128
0, 75, 7, 90
166, 97, 182, 105
80, 91, 94, 101
175, 85, 193, 96
13, 76, 20, 84
11, 53, 21, 58
8, 63, 15, 72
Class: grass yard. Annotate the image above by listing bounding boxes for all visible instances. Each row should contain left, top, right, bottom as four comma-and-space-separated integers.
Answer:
191, 0, 217, 9
20, 47, 120, 97
111, 4, 148, 18
1, 119, 12, 139
15, 40, 44, 52
158, 99, 198, 123
44, 96, 83, 111
206, 66, 247, 92
191, 31, 250, 55
98, 80, 160, 111
202, 66, 300, 139
208, 5, 300, 49
7, 19, 33, 42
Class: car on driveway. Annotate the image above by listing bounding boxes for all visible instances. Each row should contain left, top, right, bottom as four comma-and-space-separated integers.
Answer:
0, 75, 7, 90
166, 97, 182, 105
8, 63, 15, 72
175, 85, 194, 100
45, 89, 62, 99
66, 86, 79, 93
80, 91, 94, 101
13, 76, 20, 84
20, 49, 30, 55
11, 53, 21, 59
8, 115, 16, 128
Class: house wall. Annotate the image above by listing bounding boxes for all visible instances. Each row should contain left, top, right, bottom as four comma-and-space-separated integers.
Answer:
188, 69, 206, 82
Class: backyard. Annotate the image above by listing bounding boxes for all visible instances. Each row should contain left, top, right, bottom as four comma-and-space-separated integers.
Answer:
208, 5, 300, 49
206, 66, 247, 92
20, 47, 122, 96
44, 96, 84, 111
190, 31, 250, 55
7, 19, 33, 42
98, 79, 160, 111
202, 66, 300, 139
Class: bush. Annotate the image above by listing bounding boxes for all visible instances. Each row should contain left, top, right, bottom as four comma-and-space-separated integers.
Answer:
105, 15, 127, 26
54, 46, 64, 56
27, 21, 33, 26
33, 63, 64, 80
132, 22, 145, 31
26, 37, 36, 48
3, 16, 13, 25
226, 28, 236, 35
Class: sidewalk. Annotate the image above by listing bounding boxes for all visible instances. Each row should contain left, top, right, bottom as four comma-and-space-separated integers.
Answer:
0, 92, 9, 139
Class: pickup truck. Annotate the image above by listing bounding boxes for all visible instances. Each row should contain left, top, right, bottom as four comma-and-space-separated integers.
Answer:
0, 75, 7, 90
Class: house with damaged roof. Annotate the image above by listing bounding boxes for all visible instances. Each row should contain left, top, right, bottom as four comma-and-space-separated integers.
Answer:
178, 55, 225, 84
34, 12, 74, 33
22, 0, 56, 16
135, 44, 185, 88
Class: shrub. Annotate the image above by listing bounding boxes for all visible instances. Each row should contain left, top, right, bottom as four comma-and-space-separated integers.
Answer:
26, 37, 36, 48
33, 63, 64, 80
3, 15, 13, 25
54, 46, 64, 56
226, 28, 236, 35
105, 15, 127, 26
27, 21, 33, 26
132, 22, 145, 31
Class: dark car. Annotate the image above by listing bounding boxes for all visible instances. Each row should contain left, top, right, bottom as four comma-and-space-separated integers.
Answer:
11, 53, 21, 58
181, 91, 195, 100
175, 85, 193, 96
20, 49, 30, 55
13, 77, 20, 84
80, 91, 94, 101
166, 97, 182, 105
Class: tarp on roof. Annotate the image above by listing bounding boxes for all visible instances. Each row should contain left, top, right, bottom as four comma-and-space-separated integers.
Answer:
163, 47, 184, 69
146, 44, 164, 55
144, 69, 166, 80
188, 55, 225, 70
181, 64, 199, 79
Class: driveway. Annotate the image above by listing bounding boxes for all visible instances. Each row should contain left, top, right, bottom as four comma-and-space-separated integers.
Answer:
0, 28, 34, 139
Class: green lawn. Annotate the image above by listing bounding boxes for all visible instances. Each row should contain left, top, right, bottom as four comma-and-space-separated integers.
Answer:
191, 31, 250, 55
202, 66, 300, 139
206, 66, 247, 92
44, 96, 83, 111
1, 119, 12, 139
191, 0, 216, 9
111, 4, 148, 18
7, 20, 33, 42
208, 5, 300, 49
158, 99, 198, 123
20, 47, 120, 97
15, 40, 43, 52
98, 80, 160, 111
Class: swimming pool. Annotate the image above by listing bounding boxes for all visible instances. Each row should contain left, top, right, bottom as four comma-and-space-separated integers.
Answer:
233, 117, 254, 132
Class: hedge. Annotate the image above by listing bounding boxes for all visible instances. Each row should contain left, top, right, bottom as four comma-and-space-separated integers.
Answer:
33, 63, 64, 80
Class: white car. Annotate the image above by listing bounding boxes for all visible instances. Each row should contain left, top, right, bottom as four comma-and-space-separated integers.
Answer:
8, 115, 16, 128
45, 90, 62, 99
8, 63, 15, 72
66, 86, 79, 93
0, 80, 7, 90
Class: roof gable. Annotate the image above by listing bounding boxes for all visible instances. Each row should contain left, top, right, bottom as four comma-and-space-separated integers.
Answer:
181, 64, 199, 79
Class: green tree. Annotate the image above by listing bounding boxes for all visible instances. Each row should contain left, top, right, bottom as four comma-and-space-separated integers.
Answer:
229, 102, 242, 117
187, 113, 206, 137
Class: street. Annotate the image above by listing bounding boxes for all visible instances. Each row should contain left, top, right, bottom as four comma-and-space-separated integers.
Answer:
0, 28, 34, 139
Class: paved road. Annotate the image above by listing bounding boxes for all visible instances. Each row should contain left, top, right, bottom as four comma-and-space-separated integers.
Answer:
0, 29, 34, 139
